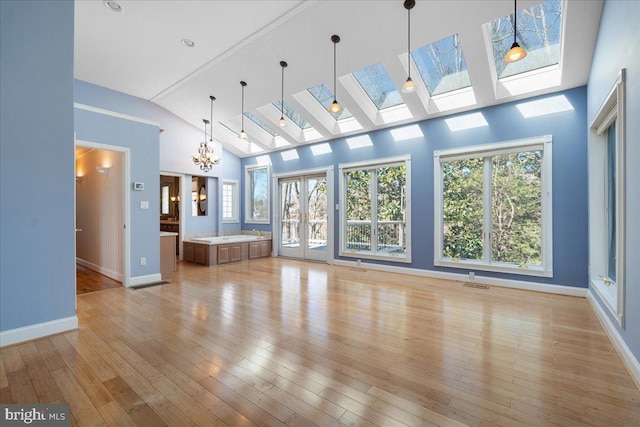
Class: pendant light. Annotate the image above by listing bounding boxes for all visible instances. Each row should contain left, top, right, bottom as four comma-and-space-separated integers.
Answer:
238, 81, 247, 139
402, 0, 417, 93
191, 95, 220, 172
329, 35, 342, 114
504, 0, 527, 63
278, 61, 288, 127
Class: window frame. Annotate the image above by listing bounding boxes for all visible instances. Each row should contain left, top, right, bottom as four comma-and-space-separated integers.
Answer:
222, 179, 239, 224
433, 136, 553, 277
589, 69, 626, 327
245, 165, 270, 224
338, 155, 412, 263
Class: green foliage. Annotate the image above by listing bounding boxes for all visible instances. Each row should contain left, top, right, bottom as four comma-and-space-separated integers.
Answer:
442, 151, 542, 266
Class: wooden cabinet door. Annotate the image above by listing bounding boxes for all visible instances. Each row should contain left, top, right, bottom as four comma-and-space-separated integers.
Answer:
249, 242, 259, 259
260, 240, 272, 257
230, 244, 242, 262
194, 245, 207, 265
183, 242, 195, 263
218, 245, 230, 264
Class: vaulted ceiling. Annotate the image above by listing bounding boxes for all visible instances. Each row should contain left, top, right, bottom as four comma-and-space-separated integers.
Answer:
75, 0, 603, 158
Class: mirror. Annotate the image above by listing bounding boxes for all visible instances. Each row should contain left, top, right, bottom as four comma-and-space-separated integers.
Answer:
192, 176, 207, 216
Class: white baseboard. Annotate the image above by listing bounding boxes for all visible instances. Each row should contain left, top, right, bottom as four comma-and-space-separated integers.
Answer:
332, 259, 588, 297
129, 273, 162, 288
0, 316, 78, 348
76, 258, 123, 282
588, 290, 640, 390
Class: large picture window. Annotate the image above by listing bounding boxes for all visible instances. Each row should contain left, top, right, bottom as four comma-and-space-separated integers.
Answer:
339, 156, 411, 262
245, 165, 269, 223
434, 136, 552, 276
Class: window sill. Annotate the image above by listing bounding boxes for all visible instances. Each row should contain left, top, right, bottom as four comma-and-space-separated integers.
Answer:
435, 259, 552, 278
340, 250, 411, 264
223, 219, 239, 224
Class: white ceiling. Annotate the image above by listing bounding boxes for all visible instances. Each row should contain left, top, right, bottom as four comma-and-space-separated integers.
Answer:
75, 0, 603, 158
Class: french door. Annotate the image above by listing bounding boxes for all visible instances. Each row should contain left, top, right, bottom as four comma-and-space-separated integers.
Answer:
278, 175, 328, 261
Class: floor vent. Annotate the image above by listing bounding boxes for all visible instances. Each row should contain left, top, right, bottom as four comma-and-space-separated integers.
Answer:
463, 282, 490, 289
131, 281, 170, 290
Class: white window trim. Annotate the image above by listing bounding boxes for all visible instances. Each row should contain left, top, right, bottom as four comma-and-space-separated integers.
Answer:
222, 179, 239, 224
589, 69, 626, 327
245, 164, 270, 224
433, 135, 553, 277
339, 155, 412, 263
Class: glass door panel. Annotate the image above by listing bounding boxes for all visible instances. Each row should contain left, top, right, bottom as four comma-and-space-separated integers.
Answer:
279, 179, 302, 258
305, 177, 327, 261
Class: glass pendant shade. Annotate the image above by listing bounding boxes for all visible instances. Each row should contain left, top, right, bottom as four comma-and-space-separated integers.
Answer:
329, 99, 342, 113
504, 42, 527, 63
402, 76, 416, 93
278, 116, 286, 127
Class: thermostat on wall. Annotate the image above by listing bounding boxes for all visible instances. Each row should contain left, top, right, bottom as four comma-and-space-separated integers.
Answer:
133, 182, 144, 191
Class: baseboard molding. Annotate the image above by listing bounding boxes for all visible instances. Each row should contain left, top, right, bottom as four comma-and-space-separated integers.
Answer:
588, 290, 640, 390
0, 316, 78, 348
332, 259, 588, 297
129, 273, 162, 288
76, 258, 123, 282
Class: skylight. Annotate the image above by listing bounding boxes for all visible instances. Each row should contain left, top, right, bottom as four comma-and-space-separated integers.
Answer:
272, 100, 311, 129
307, 83, 353, 121
352, 63, 404, 110
411, 34, 471, 96
488, 0, 563, 79
244, 112, 278, 137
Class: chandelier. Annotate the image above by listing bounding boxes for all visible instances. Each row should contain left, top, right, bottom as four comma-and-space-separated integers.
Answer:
192, 95, 220, 172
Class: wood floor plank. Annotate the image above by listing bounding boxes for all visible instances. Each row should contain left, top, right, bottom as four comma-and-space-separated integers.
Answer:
2, 258, 639, 426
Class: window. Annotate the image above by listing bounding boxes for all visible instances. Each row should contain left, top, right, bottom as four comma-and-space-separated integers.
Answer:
307, 83, 353, 121
434, 136, 552, 276
589, 69, 626, 326
411, 34, 471, 96
222, 180, 239, 223
272, 100, 311, 129
245, 165, 270, 223
339, 156, 411, 262
244, 112, 278, 137
488, 0, 563, 79
352, 63, 404, 110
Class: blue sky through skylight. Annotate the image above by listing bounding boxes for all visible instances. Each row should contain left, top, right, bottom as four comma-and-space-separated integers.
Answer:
244, 112, 278, 137
352, 63, 404, 110
272, 100, 311, 129
307, 83, 352, 121
411, 34, 471, 96
488, 0, 563, 79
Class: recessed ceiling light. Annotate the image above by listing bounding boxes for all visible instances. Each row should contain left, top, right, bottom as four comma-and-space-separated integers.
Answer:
104, 1, 123, 12
181, 39, 196, 48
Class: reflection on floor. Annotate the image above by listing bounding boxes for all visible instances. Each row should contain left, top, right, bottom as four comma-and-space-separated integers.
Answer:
76, 263, 121, 295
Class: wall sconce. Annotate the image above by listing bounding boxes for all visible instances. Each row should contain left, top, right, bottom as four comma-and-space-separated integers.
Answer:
96, 166, 110, 177
75, 176, 83, 184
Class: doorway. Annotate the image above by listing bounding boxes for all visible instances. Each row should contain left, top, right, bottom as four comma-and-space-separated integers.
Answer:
75, 140, 130, 294
278, 174, 328, 262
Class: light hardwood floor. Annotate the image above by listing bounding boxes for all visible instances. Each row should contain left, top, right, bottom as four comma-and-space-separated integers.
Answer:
1, 258, 639, 426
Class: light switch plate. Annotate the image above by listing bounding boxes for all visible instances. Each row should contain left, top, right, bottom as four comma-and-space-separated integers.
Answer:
140, 201, 149, 209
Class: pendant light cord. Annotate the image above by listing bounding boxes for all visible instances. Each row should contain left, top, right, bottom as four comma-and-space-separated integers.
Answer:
407, 6, 411, 79
241, 84, 244, 131
333, 40, 337, 99
513, 0, 517, 44
281, 65, 285, 116
209, 97, 213, 142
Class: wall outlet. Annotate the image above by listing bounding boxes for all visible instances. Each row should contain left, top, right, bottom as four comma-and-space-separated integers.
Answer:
140, 257, 146, 266
469, 272, 475, 281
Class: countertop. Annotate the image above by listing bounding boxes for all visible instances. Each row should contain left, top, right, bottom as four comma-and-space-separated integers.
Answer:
160, 231, 178, 237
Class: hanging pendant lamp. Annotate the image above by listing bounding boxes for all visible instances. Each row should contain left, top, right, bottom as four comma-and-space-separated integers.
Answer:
279, 61, 287, 127
504, 0, 527, 63
238, 81, 248, 139
329, 35, 342, 114
402, 0, 417, 93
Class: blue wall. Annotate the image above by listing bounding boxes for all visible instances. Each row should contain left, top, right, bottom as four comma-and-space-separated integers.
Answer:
587, 0, 640, 362
243, 86, 589, 288
75, 80, 241, 239
1, 1, 76, 331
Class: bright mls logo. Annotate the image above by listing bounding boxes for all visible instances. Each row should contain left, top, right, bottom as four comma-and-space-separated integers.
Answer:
1, 404, 69, 426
